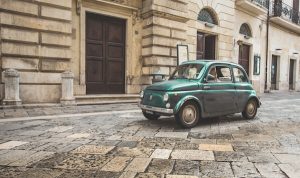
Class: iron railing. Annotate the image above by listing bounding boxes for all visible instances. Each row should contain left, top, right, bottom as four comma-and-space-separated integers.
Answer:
270, 0, 300, 25
251, 0, 269, 9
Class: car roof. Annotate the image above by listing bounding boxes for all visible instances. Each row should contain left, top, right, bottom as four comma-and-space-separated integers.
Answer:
181, 59, 241, 67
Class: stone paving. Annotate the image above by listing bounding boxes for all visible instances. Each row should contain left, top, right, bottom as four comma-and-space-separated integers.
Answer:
0, 91, 299, 177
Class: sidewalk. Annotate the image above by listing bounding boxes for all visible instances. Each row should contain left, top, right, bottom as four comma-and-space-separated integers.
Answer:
0, 103, 139, 120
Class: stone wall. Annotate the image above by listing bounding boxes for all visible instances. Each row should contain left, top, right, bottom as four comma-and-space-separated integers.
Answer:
141, 0, 189, 84
0, 0, 72, 103
268, 25, 300, 91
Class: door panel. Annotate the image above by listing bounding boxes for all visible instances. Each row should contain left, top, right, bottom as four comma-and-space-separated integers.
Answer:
202, 65, 237, 116
86, 13, 125, 94
289, 60, 295, 90
205, 35, 216, 59
238, 44, 250, 75
271, 55, 278, 90
197, 32, 205, 59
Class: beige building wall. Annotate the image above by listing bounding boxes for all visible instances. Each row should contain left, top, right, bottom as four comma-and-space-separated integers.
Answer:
0, 0, 72, 103
268, 25, 300, 91
234, 8, 267, 93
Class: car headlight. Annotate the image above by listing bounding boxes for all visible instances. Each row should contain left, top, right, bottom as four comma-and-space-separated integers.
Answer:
140, 90, 144, 98
163, 93, 169, 102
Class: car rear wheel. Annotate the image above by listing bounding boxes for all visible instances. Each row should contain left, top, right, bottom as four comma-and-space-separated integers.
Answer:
242, 99, 257, 119
142, 111, 160, 120
175, 101, 200, 128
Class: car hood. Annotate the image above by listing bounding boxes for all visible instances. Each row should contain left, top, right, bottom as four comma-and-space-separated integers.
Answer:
146, 79, 199, 91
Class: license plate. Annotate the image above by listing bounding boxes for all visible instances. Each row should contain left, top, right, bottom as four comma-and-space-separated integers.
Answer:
145, 110, 153, 114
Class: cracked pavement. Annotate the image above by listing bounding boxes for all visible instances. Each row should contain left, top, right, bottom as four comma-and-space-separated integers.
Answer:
0, 92, 299, 178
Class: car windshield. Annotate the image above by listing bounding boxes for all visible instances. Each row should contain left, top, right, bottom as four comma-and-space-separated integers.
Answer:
170, 64, 204, 80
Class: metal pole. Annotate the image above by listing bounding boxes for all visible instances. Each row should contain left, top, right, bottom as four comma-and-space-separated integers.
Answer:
264, 0, 270, 92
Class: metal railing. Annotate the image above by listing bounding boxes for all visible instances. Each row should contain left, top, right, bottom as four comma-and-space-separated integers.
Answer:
251, 0, 269, 9
270, 1, 300, 25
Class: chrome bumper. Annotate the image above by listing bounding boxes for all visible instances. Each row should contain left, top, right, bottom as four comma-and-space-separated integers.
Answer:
139, 103, 174, 115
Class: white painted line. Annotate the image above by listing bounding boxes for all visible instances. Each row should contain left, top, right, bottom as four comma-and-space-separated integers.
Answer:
0, 109, 141, 123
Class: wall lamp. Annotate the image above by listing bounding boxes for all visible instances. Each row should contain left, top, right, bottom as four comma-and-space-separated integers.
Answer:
205, 22, 215, 28
244, 35, 250, 39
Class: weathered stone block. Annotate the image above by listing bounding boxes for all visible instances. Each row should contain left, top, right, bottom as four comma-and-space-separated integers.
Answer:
143, 36, 183, 47
171, 150, 214, 161
22, 84, 61, 103
0, 0, 38, 15
2, 42, 38, 57
60, 71, 75, 105
3, 69, 22, 105
36, 0, 72, 8
125, 158, 151, 172
142, 46, 170, 56
142, 66, 170, 75
40, 46, 71, 59
19, 72, 61, 84
1, 27, 39, 43
142, 26, 171, 37
72, 145, 114, 155
41, 6, 72, 21
41, 33, 72, 46
0, 13, 72, 33
143, 16, 187, 31
143, 56, 177, 66
171, 29, 187, 40
2, 57, 39, 70
0, 141, 28, 149
41, 60, 69, 72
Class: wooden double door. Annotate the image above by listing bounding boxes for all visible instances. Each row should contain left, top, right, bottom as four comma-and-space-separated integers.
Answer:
197, 32, 216, 60
86, 12, 125, 94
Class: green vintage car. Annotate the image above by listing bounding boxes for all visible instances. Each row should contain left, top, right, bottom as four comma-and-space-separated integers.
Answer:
139, 60, 261, 128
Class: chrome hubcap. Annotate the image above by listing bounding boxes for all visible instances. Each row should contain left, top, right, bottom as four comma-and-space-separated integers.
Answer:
247, 102, 256, 116
182, 105, 197, 124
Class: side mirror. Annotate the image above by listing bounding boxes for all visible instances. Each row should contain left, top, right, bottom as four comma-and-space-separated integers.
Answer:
206, 74, 215, 82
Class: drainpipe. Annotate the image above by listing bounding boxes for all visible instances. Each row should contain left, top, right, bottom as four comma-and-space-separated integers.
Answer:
264, 0, 270, 92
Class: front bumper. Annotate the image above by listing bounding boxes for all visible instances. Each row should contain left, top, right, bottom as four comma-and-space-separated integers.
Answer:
139, 103, 174, 115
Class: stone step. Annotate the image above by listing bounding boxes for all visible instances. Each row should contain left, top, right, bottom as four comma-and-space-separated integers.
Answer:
75, 94, 140, 105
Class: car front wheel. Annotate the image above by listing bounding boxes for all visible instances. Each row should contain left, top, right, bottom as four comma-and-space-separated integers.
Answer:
142, 111, 160, 120
175, 101, 200, 128
242, 99, 258, 119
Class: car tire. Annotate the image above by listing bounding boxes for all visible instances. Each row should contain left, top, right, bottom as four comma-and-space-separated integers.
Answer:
142, 111, 160, 120
175, 101, 200, 128
242, 99, 258, 119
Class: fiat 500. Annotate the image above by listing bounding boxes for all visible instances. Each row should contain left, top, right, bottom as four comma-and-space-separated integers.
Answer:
139, 60, 261, 128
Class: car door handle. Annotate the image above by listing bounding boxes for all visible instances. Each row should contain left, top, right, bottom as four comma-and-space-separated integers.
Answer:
204, 86, 210, 89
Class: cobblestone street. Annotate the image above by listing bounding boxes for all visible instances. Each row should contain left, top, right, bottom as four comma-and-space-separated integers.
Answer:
0, 92, 299, 178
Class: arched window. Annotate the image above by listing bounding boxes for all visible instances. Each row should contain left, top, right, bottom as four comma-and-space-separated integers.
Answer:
197, 8, 217, 25
239, 23, 252, 37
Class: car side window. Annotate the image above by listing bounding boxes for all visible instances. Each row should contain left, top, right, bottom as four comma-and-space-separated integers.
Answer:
207, 66, 232, 83
233, 67, 248, 83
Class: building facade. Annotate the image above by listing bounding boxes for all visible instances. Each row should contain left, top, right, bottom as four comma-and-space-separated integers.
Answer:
0, 0, 299, 105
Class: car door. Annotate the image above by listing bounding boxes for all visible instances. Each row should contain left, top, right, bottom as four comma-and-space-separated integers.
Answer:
232, 66, 252, 112
202, 64, 237, 116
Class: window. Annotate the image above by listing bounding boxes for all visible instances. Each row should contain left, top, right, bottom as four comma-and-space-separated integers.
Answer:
198, 9, 217, 25
239, 23, 252, 37
233, 67, 248, 83
170, 64, 204, 80
207, 66, 232, 83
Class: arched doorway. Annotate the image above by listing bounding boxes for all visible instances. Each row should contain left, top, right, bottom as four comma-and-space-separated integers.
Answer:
197, 8, 218, 60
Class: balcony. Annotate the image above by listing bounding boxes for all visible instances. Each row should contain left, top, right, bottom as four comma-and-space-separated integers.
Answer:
270, 1, 300, 34
236, 0, 269, 15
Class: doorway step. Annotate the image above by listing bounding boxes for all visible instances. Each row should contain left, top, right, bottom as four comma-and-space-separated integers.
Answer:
75, 94, 140, 105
